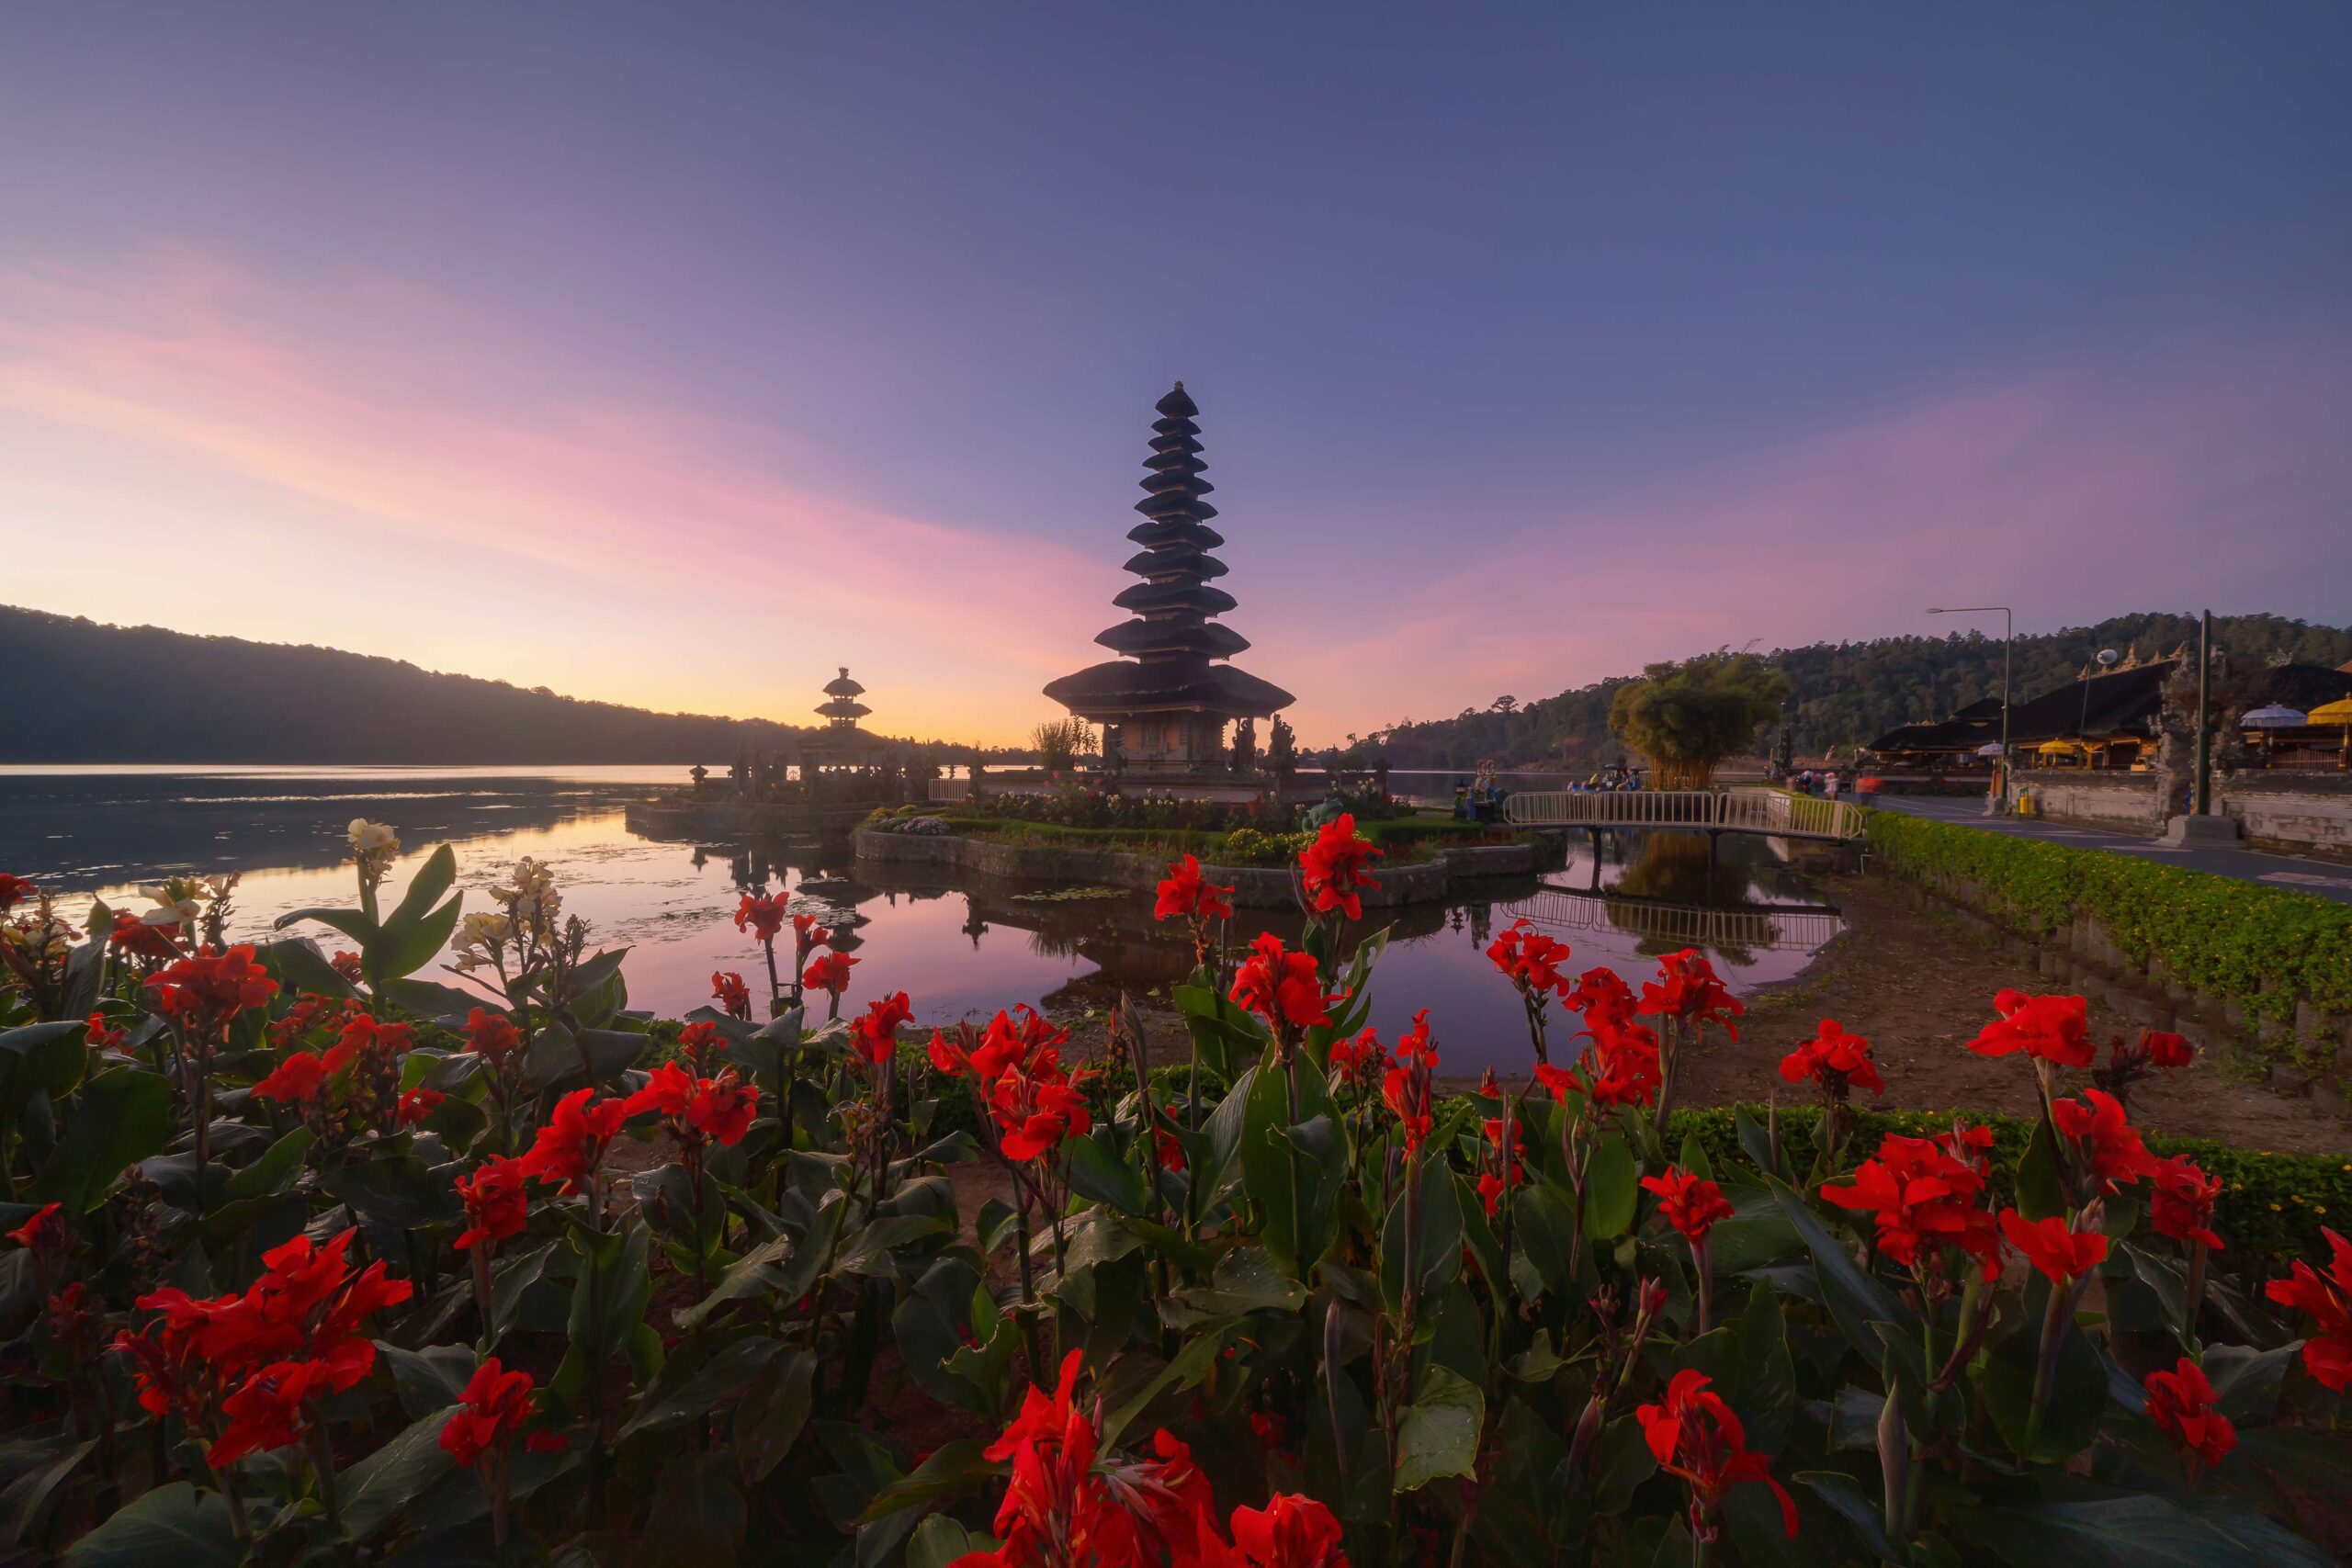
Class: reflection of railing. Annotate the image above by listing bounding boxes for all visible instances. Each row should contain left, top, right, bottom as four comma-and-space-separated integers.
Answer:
1505, 886, 1843, 953
1502, 788, 1867, 842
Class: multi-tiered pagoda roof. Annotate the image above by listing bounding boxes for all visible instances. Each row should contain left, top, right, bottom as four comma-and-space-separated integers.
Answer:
815, 668, 870, 728
1043, 384, 1295, 721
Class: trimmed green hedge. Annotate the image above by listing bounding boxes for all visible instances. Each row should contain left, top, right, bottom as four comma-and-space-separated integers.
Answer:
1866, 808, 2352, 1026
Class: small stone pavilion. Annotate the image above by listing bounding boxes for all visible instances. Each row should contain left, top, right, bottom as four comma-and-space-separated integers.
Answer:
1044, 383, 1295, 800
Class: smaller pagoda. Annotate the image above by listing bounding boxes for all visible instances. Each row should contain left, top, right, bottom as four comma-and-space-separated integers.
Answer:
805, 667, 884, 776
1043, 384, 1294, 798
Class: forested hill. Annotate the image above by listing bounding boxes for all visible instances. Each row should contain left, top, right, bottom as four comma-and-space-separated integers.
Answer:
1367, 613, 2352, 771
0, 606, 831, 763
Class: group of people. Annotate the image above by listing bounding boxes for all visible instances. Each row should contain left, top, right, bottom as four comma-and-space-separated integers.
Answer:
1790, 767, 1843, 800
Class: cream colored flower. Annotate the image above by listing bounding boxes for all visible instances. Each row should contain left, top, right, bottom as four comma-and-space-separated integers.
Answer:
138, 877, 205, 924
347, 819, 402, 858
492, 857, 560, 938
451, 910, 514, 973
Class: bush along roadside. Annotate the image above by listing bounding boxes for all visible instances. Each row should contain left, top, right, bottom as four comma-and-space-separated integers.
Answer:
1866, 808, 2352, 1040
1, 817, 2348, 1565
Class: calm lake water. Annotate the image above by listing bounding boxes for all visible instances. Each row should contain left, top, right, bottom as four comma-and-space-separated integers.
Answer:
1, 766, 1844, 1073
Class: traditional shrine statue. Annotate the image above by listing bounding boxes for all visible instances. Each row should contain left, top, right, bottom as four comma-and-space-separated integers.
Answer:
1232, 716, 1256, 773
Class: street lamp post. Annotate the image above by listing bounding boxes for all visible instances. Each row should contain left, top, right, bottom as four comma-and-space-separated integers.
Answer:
1928, 605, 2012, 815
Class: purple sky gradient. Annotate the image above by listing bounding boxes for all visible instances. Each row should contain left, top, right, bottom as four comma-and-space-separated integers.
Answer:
2, 6, 2346, 744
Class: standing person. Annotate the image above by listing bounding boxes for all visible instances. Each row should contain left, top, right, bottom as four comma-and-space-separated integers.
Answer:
1824, 769, 1840, 802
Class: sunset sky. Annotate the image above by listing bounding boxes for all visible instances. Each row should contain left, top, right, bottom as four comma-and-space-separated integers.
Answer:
4, 6, 2347, 746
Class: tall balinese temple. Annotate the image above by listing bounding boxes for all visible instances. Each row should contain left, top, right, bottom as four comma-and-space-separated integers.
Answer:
1044, 384, 1295, 796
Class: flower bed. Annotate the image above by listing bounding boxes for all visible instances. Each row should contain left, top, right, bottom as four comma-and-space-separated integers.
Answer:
2, 821, 2347, 1566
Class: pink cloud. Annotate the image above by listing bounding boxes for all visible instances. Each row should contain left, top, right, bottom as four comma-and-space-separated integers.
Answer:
0, 249, 1103, 740
1275, 333, 2352, 737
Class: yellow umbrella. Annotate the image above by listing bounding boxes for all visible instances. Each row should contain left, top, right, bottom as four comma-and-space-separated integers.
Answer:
2307, 698, 2352, 724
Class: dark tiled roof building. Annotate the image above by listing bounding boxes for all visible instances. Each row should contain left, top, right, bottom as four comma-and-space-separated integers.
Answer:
1044, 384, 1294, 785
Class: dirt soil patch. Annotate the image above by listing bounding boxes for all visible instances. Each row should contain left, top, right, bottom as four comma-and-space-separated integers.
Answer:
1689, 872, 2350, 1157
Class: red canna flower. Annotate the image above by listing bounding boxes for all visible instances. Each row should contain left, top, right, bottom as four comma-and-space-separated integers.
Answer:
1535, 1018, 1662, 1111
329, 949, 364, 983
0, 873, 32, 911
1154, 854, 1235, 923
959, 1349, 1213, 1568
6, 1201, 66, 1269
1636, 1369, 1798, 1539
1326, 1026, 1386, 1085
439, 1358, 565, 1468
1476, 1115, 1525, 1216
454, 1157, 530, 1251
1487, 919, 1574, 1000
1999, 1209, 2108, 1284
396, 1086, 445, 1126
1380, 1011, 1437, 1154
1642, 1166, 1735, 1245
1968, 989, 2094, 1068
850, 991, 914, 1066
267, 991, 354, 1049
2143, 1357, 2235, 1468
517, 1089, 629, 1193
2141, 1029, 2194, 1069
463, 1007, 523, 1065
1638, 950, 1743, 1042
119, 1228, 411, 1465
989, 1067, 1092, 1162
1566, 965, 1638, 1032
930, 1006, 1069, 1087
212, 1358, 343, 1465
1229, 931, 1346, 1033
1298, 814, 1382, 921
711, 970, 752, 1021
84, 1011, 128, 1051
790, 911, 832, 965
1778, 1018, 1883, 1100
2148, 1156, 2223, 1251
108, 909, 182, 961
2265, 1228, 2352, 1393
249, 1049, 329, 1105
802, 949, 858, 998
675, 1019, 728, 1072
1819, 1133, 2003, 1278
2051, 1089, 2155, 1191
148, 944, 279, 1036
1227, 1493, 1350, 1566
1153, 1124, 1187, 1173
733, 892, 787, 944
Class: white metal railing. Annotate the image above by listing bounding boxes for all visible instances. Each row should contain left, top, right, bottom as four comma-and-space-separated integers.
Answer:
1500, 787, 1867, 841
1504, 888, 1844, 952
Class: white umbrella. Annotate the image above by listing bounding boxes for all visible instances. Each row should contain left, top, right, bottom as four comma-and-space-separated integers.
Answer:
2241, 705, 2307, 728
1974, 742, 2005, 757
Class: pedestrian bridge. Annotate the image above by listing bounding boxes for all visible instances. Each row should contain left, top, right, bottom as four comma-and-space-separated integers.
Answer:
1500, 787, 1869, 843
1504, 885, 1845, 953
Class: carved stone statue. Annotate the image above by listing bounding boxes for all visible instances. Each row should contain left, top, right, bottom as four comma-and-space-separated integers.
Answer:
1268, 716, 1297, 777
1232, 717, 1256, 773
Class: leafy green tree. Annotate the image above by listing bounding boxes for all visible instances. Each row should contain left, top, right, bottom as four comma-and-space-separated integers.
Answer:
1609, 649, 1792, 787
1030, 718, 1091, 772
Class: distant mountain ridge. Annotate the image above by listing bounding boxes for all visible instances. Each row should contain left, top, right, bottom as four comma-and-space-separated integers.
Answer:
0, 606, 830, 763
1363, 612, 2352, 772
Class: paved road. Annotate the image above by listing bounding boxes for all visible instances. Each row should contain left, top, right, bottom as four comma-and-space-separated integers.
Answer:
1866, 795, 2352, 907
